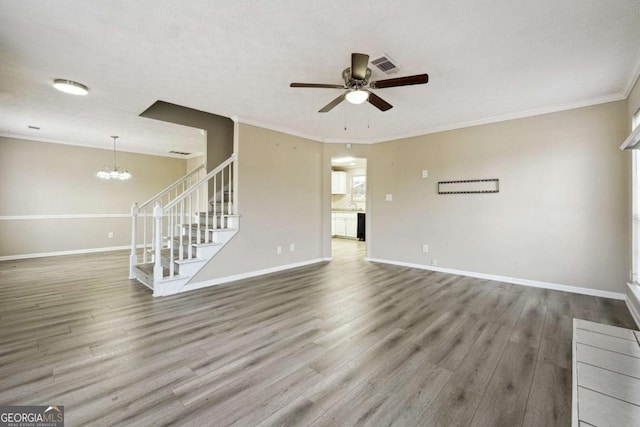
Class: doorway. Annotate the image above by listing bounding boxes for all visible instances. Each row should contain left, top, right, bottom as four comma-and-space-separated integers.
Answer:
330, 157, 367, 259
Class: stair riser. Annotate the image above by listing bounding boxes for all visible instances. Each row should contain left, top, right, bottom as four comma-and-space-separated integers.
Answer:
179, 228, 236, 242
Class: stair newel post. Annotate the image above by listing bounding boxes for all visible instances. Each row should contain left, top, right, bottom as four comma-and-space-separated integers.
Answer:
129, 202, 139, 279
169, 205, 174, 278
227, 162, 232, 217
205, 181, 210, 243
196, 188, 201, 244
232, 153, 238, 216
213, 175, 217, 229
221, 167, 225, 229
188, 193, 193, 259
153, 202, 163, 289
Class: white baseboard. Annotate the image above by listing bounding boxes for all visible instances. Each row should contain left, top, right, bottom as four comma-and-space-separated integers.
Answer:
365, 257, 626, 300
0, 245, 134, 261
179, 258, 330, 294
626, 283, 640, 328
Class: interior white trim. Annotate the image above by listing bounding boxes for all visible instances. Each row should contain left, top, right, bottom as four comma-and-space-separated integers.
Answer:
235, 117, 327, 143
0, 214, 132, 220
627, 283, 640, 328
236, 92, 626, 145
0, 245, 135, 261
3, 89, 630, 156
180, 258, 330, 293
366, 257, 627, 300
0, 132, 204, 159
620, 125, 640, 150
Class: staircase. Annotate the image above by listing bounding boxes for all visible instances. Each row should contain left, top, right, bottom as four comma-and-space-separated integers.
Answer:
129, 154, 239, 296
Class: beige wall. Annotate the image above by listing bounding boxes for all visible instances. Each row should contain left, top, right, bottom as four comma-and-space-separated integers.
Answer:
190, 124, 324, 281
0, 137, 187, 257
2, 99, 633, 297
366, 101, 630, 293
186, 155, 205, 173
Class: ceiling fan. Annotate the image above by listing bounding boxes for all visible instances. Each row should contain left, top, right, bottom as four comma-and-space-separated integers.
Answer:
290, 53, 429, 113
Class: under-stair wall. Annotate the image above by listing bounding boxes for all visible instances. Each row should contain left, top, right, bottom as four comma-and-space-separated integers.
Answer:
186, 124, 327, 287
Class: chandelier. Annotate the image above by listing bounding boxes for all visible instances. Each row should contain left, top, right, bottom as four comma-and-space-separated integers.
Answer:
97, 136, 131, 180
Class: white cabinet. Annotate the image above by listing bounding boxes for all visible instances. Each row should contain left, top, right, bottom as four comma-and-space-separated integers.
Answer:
345, 216, 357, 237
331, 171, 347, 194
334, 216, 347, 236
331, 212, 336, 236
332, 212, 357, 238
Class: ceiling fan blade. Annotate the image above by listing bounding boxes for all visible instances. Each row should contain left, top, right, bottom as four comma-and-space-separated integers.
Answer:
290, 83, 345, 89
319, 93, 346, 113
351, 53, 369, 80
368, 92, 393, 111
370, 73, 429, 89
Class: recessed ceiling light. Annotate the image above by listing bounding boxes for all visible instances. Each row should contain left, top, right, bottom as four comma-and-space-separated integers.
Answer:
53, 79, 89, 96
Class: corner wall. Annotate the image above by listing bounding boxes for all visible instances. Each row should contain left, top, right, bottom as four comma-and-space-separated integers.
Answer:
0, 137, 187, 259
189, 124, 324, 283
367, 101, 630, 295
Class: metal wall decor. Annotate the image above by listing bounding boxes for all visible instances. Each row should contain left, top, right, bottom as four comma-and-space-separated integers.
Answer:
438, 179, 499, 194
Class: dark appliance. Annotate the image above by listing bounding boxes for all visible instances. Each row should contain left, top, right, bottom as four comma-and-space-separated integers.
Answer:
357, 213, 366, 241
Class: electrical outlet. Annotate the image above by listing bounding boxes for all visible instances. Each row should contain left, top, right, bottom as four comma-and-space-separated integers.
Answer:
290, 243, 295, 252
277, 246, 282, 254
108, 232, 114, 239
422, 244, 428, 253
431, 259, 437, 266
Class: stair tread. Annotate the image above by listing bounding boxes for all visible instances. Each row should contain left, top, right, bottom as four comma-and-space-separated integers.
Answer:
170, 238, 223, 245
180, 226, 237, 232
135, 262, 190, 277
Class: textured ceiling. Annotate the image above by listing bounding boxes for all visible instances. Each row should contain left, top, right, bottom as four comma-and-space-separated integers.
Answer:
1, 0, 639, 158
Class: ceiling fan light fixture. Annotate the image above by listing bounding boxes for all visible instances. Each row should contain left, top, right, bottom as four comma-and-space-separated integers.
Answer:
345, 89, 369, 105
53, 79, 89, 96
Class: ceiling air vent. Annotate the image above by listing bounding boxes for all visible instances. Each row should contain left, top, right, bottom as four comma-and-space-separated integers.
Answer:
371, 54, 400, 75
169, 150, 191, 156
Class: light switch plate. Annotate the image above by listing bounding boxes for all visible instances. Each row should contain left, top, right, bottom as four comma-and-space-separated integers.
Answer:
385, 194, 393, 201
422, 170, 428, 178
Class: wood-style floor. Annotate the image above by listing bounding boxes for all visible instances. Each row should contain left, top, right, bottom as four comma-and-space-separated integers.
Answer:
0, 239, 637, 426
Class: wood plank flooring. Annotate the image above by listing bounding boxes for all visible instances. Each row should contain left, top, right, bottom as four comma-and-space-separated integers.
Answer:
0, 239, 637, 426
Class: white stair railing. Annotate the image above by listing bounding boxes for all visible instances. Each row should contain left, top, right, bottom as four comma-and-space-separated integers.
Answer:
129, 163, 205, 279
130, 154, 238, 286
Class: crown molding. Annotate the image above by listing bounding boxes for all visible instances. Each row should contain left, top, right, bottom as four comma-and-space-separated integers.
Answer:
3, 90, 631, 154
234, 117, 329, 143
0, 132, 203, 159
235, 92, 627, 145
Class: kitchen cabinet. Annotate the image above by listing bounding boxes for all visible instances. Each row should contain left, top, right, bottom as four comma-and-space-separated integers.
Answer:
332, 212, 357, 238
331, 171, 347, 194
